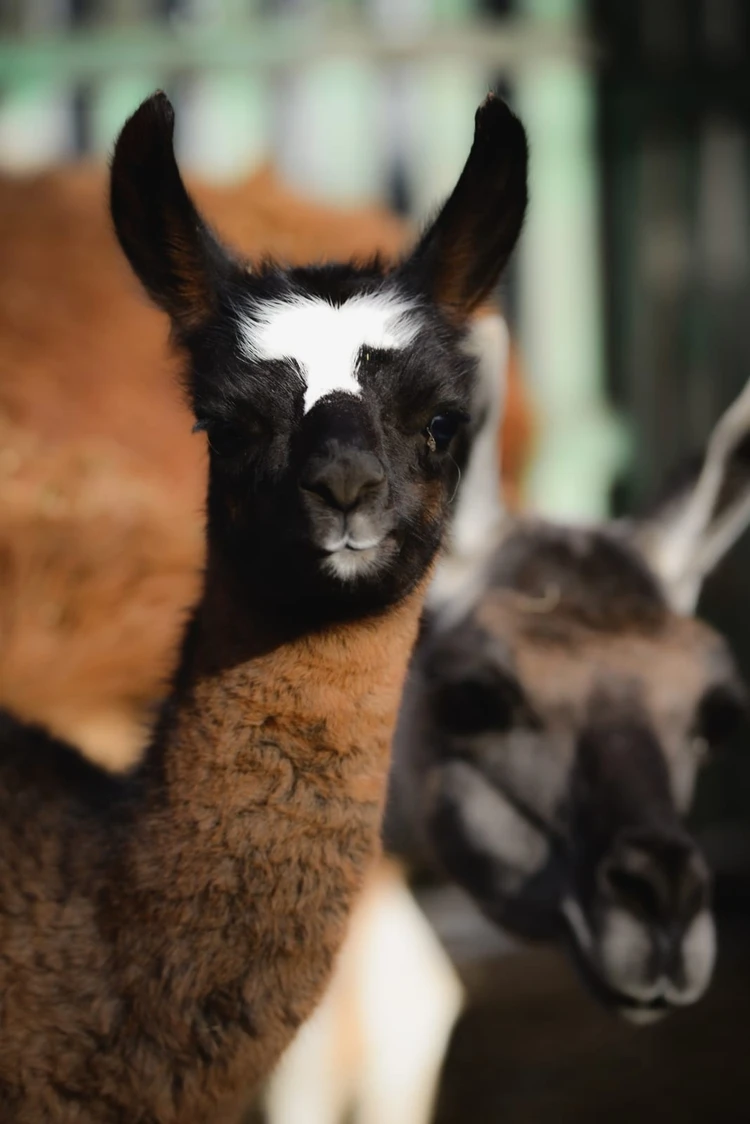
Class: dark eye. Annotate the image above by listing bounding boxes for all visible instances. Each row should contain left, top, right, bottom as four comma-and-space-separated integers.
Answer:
206, 422, 248, 459
695, 684, 746, 750
434, 674, 522, 736
425, 411, 468, 453
194, 417, 264, 460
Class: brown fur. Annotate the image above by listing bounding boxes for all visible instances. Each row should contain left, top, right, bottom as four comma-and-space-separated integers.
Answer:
0, 164, 533, 772
0, 416, 202, 768
0, 564, 430, 1123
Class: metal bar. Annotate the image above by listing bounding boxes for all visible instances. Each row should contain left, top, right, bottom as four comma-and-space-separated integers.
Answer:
0, 19, 594, 88
516, 0, 626, 520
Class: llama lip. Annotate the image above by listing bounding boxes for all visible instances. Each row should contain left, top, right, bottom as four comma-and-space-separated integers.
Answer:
323, 535, 384, 554
562, 898, 675, 1021
321, 534, 398, 582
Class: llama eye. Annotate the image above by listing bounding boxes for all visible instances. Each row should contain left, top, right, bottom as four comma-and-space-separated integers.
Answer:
425, 411, 467, 453
694, 684, 746, 751
435, 676, 521, 736
204, 422, 250, 459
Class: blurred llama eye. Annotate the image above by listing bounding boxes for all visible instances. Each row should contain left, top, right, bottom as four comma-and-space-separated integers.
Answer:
690, 737, 709, 762
694, 683, 747, 752
425, 411, 468, 453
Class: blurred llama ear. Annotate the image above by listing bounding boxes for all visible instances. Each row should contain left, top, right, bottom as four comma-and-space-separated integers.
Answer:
628, 378, 750, 613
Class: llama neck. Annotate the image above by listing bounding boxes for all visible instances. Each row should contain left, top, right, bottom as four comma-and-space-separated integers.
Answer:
119, 551, 430, 1102
156, 559, 428, 807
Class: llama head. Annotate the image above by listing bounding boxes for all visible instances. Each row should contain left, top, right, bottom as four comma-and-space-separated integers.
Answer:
401, 375, 750, 1025
109, 92, 527, 621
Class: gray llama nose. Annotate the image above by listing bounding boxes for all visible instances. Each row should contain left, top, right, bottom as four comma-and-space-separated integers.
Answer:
599, 830, 710, 931
301, 447, 387, 513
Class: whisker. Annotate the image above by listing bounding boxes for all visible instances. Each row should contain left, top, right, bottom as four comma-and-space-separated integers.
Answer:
448, 455, 462, 504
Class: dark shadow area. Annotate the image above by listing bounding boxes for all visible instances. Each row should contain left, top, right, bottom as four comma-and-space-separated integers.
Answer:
434, 896, 750, 1123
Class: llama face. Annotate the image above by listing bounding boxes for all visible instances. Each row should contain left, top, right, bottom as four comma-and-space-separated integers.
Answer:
417, 523, 745, 1022
186, 269, 476, 610
110, 92, 527, 617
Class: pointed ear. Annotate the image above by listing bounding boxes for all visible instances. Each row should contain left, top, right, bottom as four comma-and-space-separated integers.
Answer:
110, 92, 234, 334
627, 379, 750, 613
402, 95, 528, 323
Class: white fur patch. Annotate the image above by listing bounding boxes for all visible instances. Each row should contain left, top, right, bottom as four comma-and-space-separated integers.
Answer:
238, 293, 420, 414
323, 544, 382, 583
667, 908, 716, 1004
355, 874, 465, 1124
264, 870, 463, 1124
443, 760, 550, 892
562, 895, 594, 956
598, 906, 657, 1003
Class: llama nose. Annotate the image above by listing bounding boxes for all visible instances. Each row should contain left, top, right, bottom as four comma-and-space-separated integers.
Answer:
301, 448, 386, 513
599, 830, 710, 931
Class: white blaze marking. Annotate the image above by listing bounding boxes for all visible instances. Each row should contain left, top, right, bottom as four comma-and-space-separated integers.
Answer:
238, 293, 419, 414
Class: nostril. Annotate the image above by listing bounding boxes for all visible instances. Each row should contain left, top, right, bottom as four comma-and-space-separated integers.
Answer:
600, 836, 709, 927
301, 452, 386, 513
302, 476, 344, 511
603, 865, 663, 923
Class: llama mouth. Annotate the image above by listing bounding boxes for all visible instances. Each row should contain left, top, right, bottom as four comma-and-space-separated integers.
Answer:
320, 534, 397, 582
581, 962, 673, 1023
561, 896, 675, 1022
615, 992, 671, 1024
565, 929, 674, 1022
323, 546, 381, 582
322, 535, 384, 553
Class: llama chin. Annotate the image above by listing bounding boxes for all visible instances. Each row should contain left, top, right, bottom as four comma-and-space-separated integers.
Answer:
323, 541, 389, 583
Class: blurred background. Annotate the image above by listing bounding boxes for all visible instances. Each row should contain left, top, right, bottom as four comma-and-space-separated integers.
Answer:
1, 0, 749, 1119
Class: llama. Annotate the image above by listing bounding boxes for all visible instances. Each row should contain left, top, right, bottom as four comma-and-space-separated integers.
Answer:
0, 90, 528, 1123
390, 371, 750, 1026
0, 161, 532, 769
263, 317, 750, 1124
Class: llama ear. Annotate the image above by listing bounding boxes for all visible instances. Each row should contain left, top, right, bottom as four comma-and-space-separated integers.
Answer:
402, 96, 528, 323
627, 378, 750, 614
426, 310, 511, 623
110, 92, 233, 334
